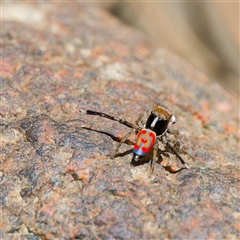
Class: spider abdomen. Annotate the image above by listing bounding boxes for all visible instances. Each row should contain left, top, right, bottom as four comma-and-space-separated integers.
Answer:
133, 129, 157, 157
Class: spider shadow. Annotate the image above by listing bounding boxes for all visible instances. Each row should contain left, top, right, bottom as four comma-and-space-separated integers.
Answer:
81, 126, 134, 143
80, 127, 148, 166
130, 148, 163, 167
80, 127, 186, 173
130, 148, 187, 173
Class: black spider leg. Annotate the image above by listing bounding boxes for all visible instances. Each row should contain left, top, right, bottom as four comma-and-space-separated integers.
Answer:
161, 136, 190, 169
80, 109, 139, 129
150, 141, 159, 173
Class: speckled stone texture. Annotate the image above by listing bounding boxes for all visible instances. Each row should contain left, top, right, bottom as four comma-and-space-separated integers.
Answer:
1, 2, 239, 240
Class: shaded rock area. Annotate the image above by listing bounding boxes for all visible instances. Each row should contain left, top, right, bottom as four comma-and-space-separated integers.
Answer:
1, 2, 239, 239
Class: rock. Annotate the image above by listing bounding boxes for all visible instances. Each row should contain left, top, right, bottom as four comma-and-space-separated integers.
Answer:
1, 2, 239, 239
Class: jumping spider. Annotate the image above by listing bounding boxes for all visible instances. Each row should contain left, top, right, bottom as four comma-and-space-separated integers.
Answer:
80, 106, 189, 172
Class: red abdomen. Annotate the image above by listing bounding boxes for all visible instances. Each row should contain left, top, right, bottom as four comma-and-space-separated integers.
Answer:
133, 129, 156, 157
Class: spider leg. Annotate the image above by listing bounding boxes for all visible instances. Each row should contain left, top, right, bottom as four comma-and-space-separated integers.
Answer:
135, 109, 151, 127
165, 130, 180, 151
80, 109, 139, 129
161, 135, 190, 169
167, 129, 179, 138
150, 141, 159, 173
111, 128, 136, 159
135, 113, 145, 126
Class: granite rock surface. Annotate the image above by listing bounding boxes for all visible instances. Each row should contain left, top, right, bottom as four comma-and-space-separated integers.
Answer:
1, 2, 239, 239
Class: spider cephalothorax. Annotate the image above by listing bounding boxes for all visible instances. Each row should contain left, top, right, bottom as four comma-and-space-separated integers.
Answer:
145, 106, 176, 135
